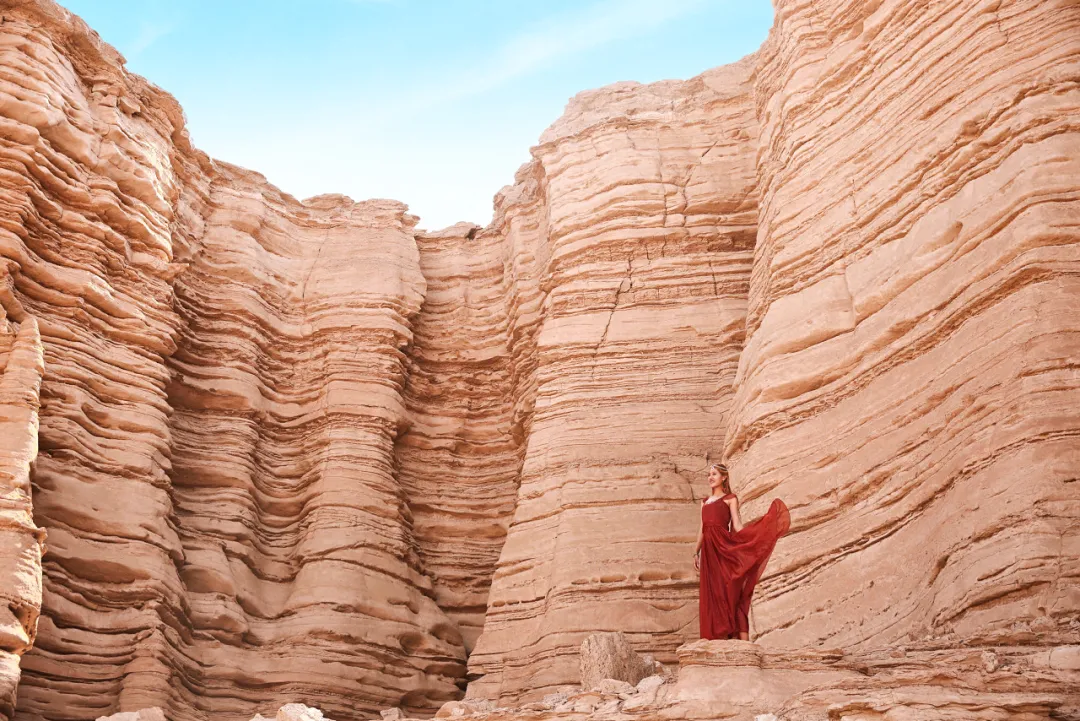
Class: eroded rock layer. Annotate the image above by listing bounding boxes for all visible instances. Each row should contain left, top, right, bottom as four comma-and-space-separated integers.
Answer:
0, 0, 1076, 717
0, 5, 191, 718
164, 178, 464, 720
395, 224, 523, 653
0, 2, 464, 720
467, 61, 760, 703
725, 0, 1080, 652
0, 310, 44, 721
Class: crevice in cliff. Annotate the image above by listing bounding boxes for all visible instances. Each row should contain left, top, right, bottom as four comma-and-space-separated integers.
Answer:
595, 255, 634, 353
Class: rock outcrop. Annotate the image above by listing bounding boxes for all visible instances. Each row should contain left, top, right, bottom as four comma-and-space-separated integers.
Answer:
0, 3, 462, 719
0, 0, 1076, 718
467, 58, 760, 704
577, 633, 656, 692
96, 637, 1080, 721
0, 309, 44, 719
726, 0, 1080, 653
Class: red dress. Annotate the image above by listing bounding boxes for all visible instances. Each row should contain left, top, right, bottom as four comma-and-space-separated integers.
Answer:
699, 494, 790, 640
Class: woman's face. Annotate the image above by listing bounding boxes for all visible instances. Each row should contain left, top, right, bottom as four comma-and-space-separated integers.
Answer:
708, 467, 725, 489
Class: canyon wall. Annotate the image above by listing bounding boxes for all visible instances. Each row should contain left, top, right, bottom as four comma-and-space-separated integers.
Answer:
467, 60, 760, 702
727, 0, 1080, 652
395, 223, 523, 653
0, 311, 44, 719
0, 6, 191, 718
161, 182, 465, 721
0, 0, 1076, 719
0, 4, 464, 720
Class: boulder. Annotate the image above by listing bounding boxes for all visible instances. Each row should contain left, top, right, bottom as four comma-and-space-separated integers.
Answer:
96, 710, 167, 721
580, 632, 652, 690
277, 705, 331, 721
435, 700, 495, 718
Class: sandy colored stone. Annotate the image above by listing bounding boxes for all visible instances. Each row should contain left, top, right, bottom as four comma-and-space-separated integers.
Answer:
275, 705, 332, 721
0, 0, 1075, 718
0, 312, 44, 721
255, 641, 1073, 721
723, 0, 1080, 656
468, 58, 760, 705
0, 3, 458, 720
578, 633, 652, 691
95, 709, 167, 721
591, 679, 635, 697
396, 223, 523, 653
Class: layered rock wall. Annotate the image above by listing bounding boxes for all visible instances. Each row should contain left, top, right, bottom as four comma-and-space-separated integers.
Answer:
467, 61, 761, 702
0, 311, 44, 720
395, 224, 524, 653
0, 6, 192, 718
0, 3, 465, 719
0, 0, 1076, 718
727, 0, 1080, 651
163, 178, 465, 720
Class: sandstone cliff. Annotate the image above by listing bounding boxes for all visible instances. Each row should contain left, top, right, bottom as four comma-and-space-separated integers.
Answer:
728, 0, 1080, 651
466, 59, 760, 702
0, 4, 462, 718
0, 0, 1076, 719
0, 311, 44, 720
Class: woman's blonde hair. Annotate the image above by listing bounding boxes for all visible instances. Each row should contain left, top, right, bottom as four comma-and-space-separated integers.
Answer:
710, 463, 732, 494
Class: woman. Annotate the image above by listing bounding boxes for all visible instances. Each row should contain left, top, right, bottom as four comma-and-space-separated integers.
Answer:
694, 463, 789, 641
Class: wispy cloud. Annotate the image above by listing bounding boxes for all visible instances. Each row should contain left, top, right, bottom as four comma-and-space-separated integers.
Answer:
127, 20, 173, 58
404, 0, 707, 109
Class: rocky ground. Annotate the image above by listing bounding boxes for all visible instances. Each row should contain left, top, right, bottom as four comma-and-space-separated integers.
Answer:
99, 634, 1080, 721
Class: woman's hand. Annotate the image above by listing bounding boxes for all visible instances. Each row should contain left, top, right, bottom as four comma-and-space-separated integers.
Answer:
694, 551, 700, 572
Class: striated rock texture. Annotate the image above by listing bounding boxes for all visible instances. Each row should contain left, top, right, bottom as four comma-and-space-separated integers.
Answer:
0, 2, 462, 720
103, 637, 1080, 721
0, 304, 44, 720
726, 0, 1080, 654
0, 4, 192, 718
467, 60, 760, 704
0, 0, 1076, 717
162, 183, 464, 720
395, 223, 523, 653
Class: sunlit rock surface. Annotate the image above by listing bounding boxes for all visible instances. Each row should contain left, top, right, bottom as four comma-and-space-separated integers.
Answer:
467, 59, 760, 703
0, 310, 44, 720
0, 3, 460, 719
726, 0, 1080, 656
0, 0, 1076, 718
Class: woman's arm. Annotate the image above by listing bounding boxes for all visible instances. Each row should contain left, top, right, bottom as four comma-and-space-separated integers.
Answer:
694, 500, 704, 571
726, 496, 744, 533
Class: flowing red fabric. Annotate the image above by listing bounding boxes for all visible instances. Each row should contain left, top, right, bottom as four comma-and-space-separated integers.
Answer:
699, 494, 790, 640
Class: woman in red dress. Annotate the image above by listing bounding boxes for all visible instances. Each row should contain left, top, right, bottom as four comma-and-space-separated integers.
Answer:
693, 463, 790, 640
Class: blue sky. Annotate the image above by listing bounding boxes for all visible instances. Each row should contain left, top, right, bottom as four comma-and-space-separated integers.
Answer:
58, 0, 773, 230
